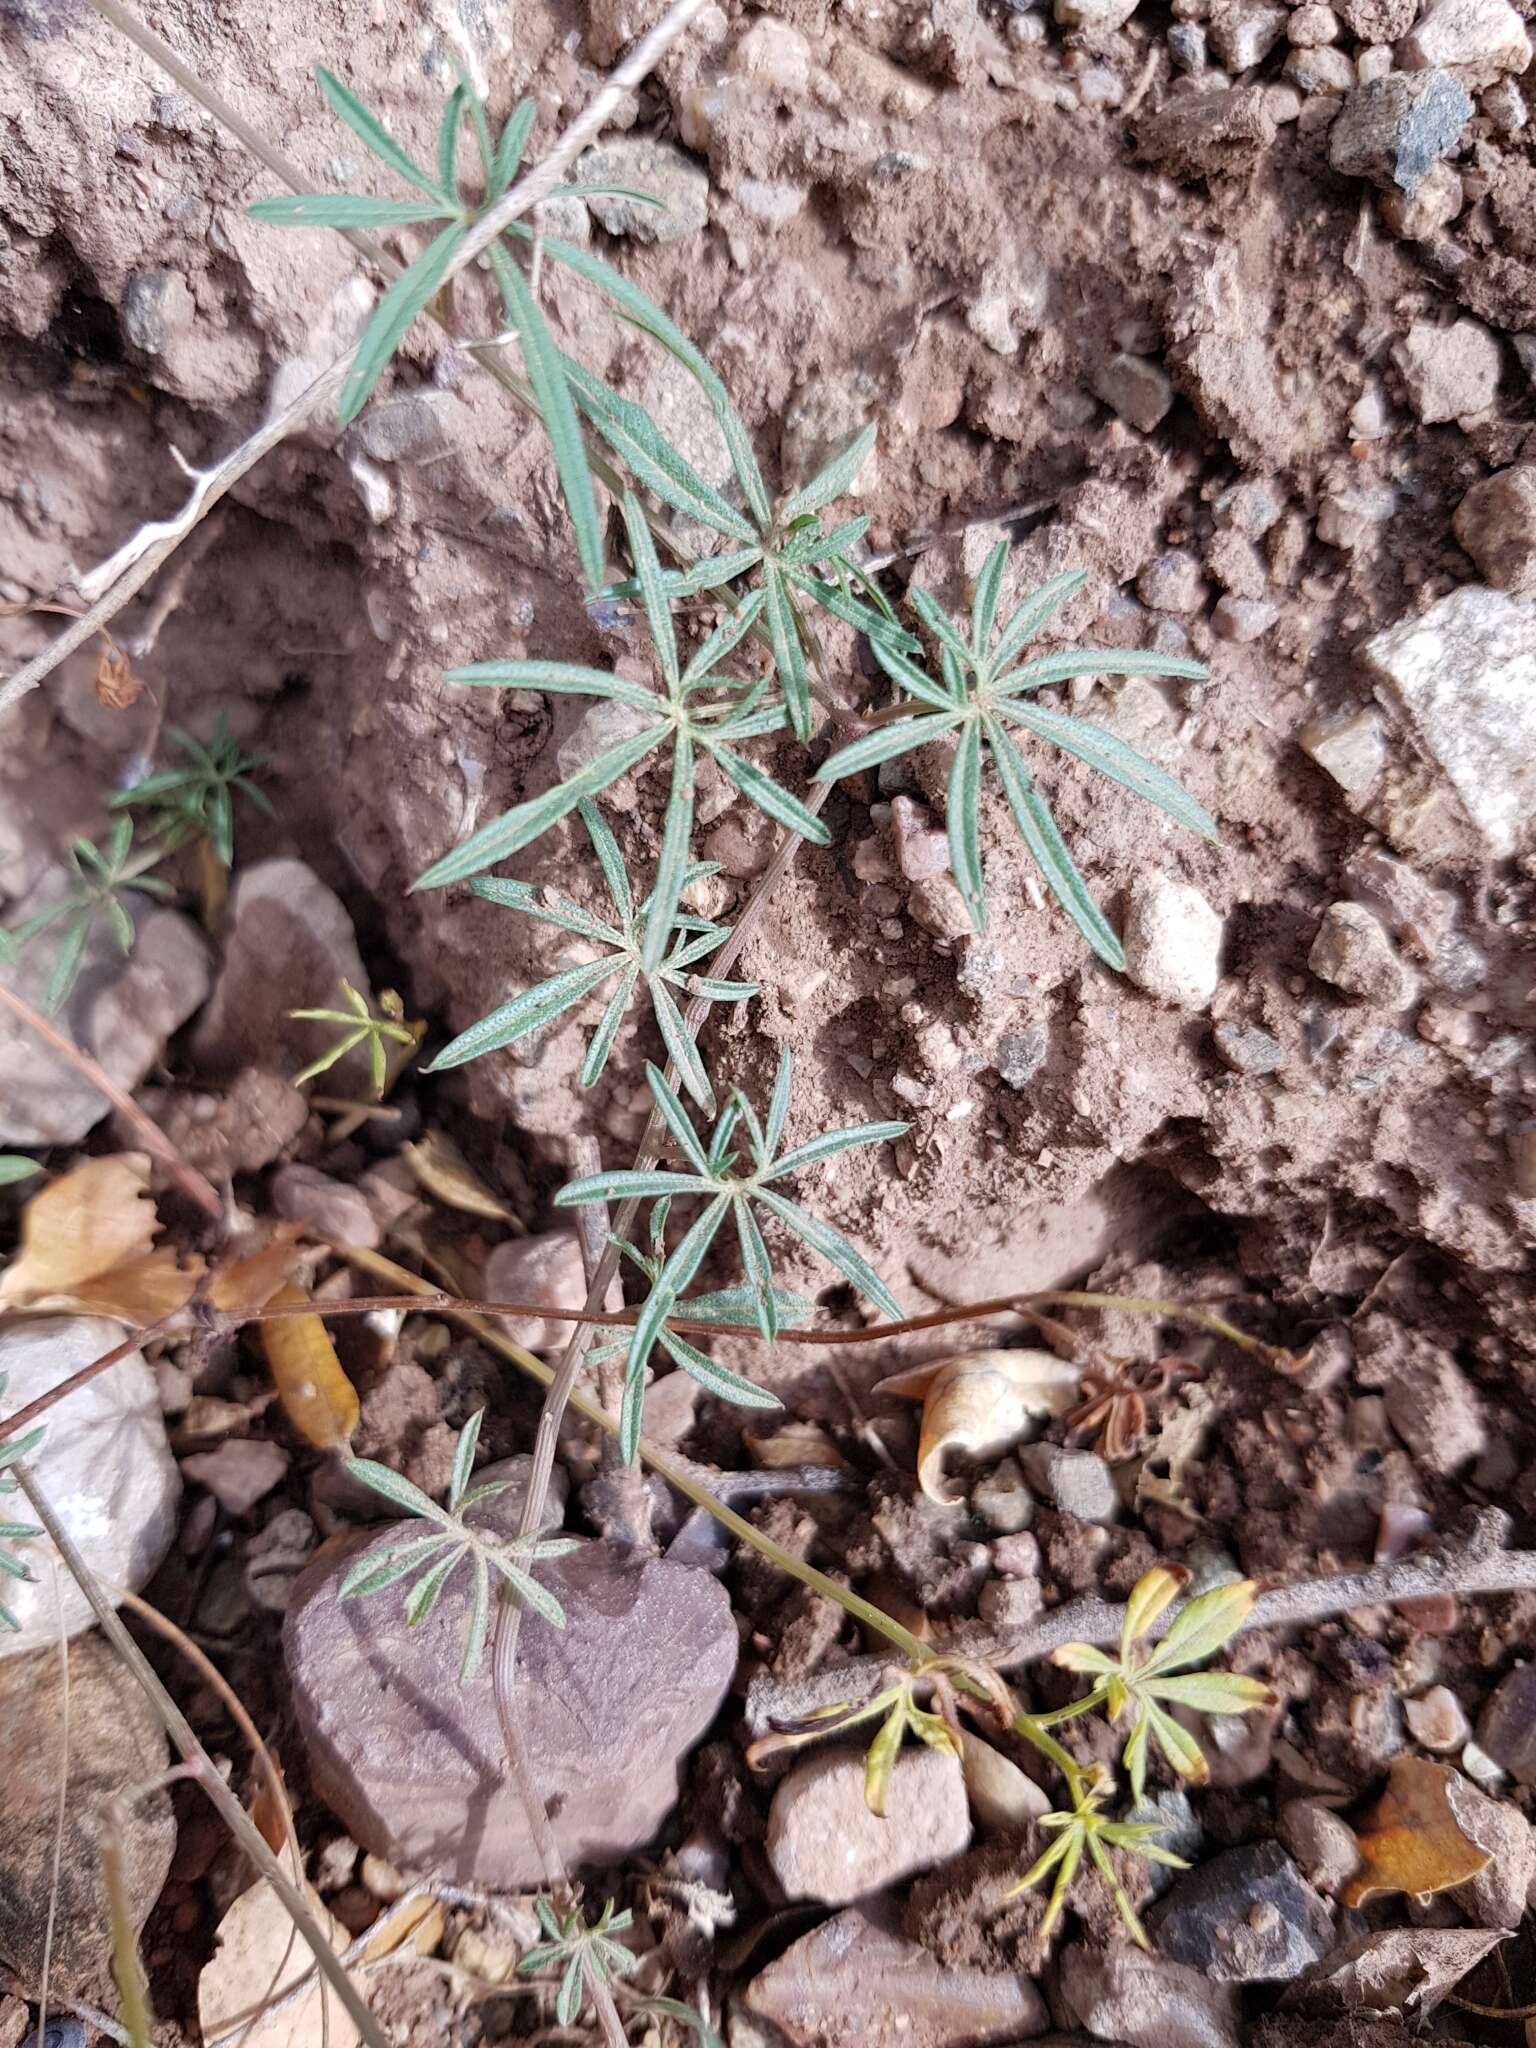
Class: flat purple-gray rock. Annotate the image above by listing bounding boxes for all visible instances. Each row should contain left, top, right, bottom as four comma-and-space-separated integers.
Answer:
284, 1532, 736, 1884
746, 1900, 1047, 2047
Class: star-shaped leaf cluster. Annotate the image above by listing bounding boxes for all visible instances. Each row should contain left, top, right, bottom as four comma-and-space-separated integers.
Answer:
816, 544, 1215, 962
426, 800, 753, 1112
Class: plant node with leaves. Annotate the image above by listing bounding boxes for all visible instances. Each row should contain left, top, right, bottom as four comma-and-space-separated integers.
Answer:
110, 715, 271, 869
340, 1410, 579, 1681
517, 1895, 637, 2027
1, 819, 169, 1012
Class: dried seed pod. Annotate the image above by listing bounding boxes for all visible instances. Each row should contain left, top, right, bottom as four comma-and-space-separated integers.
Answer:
875, 1349, 1082, 1505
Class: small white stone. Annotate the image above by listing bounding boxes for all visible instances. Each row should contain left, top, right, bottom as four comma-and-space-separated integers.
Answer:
1362, 585, 1536, 857
1401, 0, 1532, 73
1091, 352, 1175, 433
966, 292, 1019, 357
484, 1231, 589, 1352
732, 178, 806, 228
1056, 0, 1140, 27
1300, 708, 1387, 794
1210, 0, 1289, 66
1393, 317, 1502, 423
1309, 902, 1412, 1005
1123, 872, 1224, 1011
0, 1317, 180, 1656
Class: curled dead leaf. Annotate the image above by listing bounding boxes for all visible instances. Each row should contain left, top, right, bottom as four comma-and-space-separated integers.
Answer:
0, 1153, 203, 1320
744, 1420, 848, 1470
876, 1349, 1082, 1505
259, 1283, 359, 1450
208, 1228, 306, 1315
403, 1130, 517, 1224
1341, 1755, 1491, 1908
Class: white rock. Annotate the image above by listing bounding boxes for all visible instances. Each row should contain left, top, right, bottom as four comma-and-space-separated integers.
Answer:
1210, 0, 1290, 66
1393, 317, 1503, 423
0, 880, 211, 1146
1056, 0, 1140, 29
0, 1317, 180, 1656
1309, 902, 1412, 1004
1361, 585, 1536, 857
732, 17, 813, 91
199, 1882, 360, 2048
766, 1746, 971, 1903
966, 292, 1019, 357
1124, 873, 1224, 1011
484, 1230, 589, 1353
1300, 707, 1387, 793
1401, 0, 1531, 72
731, 177, 805, 228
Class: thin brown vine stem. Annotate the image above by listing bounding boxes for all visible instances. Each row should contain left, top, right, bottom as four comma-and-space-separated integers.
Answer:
13, 1463, 390, 2048
0, 1280, 1298, 1448
0, 983, 222, 1216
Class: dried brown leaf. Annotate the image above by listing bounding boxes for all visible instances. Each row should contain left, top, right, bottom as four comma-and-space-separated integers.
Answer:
744, 1419, 848, 1469
1341, 1756, 1491, 1908
1286, 1927, 1506, 2019
208, 1228, 306, 1314
0, 1153, 201, 1315
876, 1348, 1083, 1505
402, 1131, 516, 1224
259, 1282, 359, 1450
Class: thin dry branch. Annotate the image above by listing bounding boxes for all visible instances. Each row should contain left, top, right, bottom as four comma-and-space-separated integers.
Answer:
0, 983, 222, 1216
6, 0, 709, 715
12, 1463, 390, 2048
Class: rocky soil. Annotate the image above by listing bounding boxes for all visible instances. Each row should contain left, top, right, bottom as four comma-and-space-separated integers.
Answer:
1, 0, 1534, 2040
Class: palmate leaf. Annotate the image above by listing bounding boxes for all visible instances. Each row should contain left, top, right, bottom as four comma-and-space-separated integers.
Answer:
5, 822, 167, 1013
816, 543, 1216, 957
556, 1050, 905, 1418
426, 802, 755, 1111
340, 1411, 576, 1677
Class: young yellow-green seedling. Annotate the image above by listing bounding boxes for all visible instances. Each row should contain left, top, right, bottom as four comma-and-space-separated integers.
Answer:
746, 1667, 962, 1817
340, 1410, 579, 1681
816, 545, 1213, 960
1044, 1567, 1273, 1799
289, 981, 423, 1098
426, 799, 754, 1112
1005, 1752, 1189, 1948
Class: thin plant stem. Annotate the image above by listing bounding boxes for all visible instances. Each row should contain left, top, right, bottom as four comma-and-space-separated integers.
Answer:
0, 983, 222, 1215
12, 1463, 390, 2048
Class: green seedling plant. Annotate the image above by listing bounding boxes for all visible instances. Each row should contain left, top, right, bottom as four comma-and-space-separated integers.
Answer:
588, 1204, 808, 1459
249, 63, 661, 586
0, 1377, 43, 1632
1039, 1565, 1272, 1798
426, 799, 754, 1113
0, 1157, 39, 1188
1, 818, 169, 1011
340, 1410, 580, 1681
110, 715, 272, 868
816, 546, 1213, 960
747, 1665, 963, 1817
557, 1047, 907, 1394
289, 981, 425, 1097
517, 1896, 637, 2026
413, 492, 830, 912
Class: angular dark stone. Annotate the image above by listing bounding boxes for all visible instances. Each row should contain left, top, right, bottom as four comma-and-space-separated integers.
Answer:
1147, 1840, 1334, 1982
1328, 72, 1474, 196
1476, 1662, 1536, 1786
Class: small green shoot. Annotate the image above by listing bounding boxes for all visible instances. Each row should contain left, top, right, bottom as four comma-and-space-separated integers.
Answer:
426, 800, 754, 1112
517, 1896, 636, 2026
414, 492, 830, 900
0, 1373, 44, 1633
0, 1157, 40, 1188
747, 1668, 961, 1817
1044, 1567, 1272, 1799
340, 1410, 579, 1680
289, 981, 424, 1098
589, 1205, 805, 1461
110, 715, 272, 868
3, 819, 169, 1011
557, 1047, 907, 1384
816, 544, 1214, 960
1005, 1753, 1188, 1949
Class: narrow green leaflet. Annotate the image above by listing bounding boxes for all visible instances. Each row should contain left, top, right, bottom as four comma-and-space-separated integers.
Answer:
248, 194, 455, 227
340, 220, 462, 424
488, 243, 605, 593
816, 541, 1215, 952
4, 823, 168, 1013
426, 803, 755, 1111
316, 66, 445, 199
556, 1050, 906, 1404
